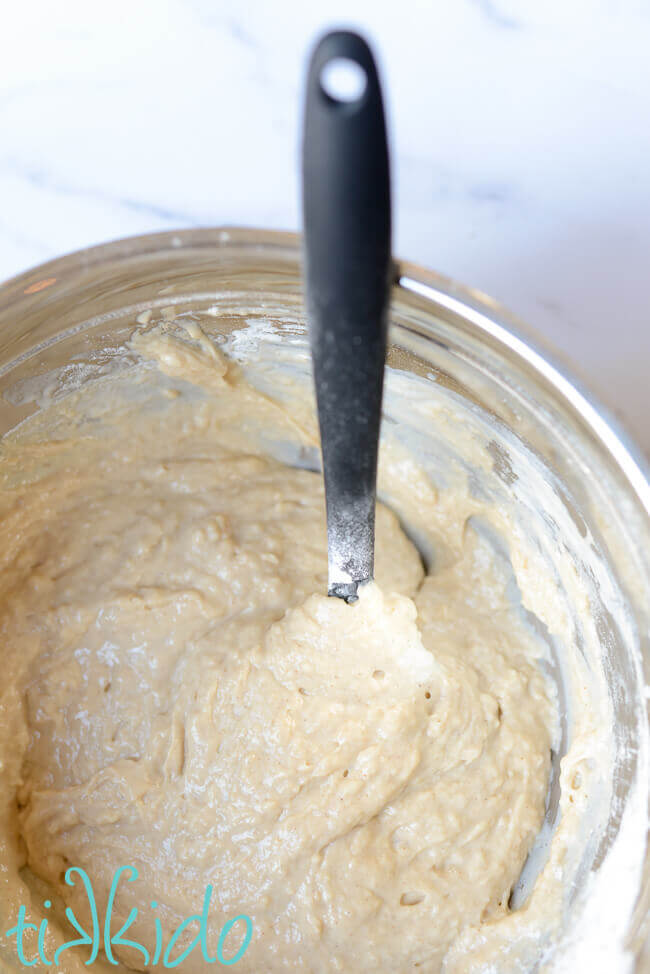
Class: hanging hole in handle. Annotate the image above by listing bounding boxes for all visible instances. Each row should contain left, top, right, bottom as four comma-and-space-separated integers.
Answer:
320, 57, 368, 105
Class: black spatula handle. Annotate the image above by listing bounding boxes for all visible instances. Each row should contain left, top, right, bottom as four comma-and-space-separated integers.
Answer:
302, 30, 391, 602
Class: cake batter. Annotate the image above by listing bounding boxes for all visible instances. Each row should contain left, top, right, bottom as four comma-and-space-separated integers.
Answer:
0, 321, 556, 972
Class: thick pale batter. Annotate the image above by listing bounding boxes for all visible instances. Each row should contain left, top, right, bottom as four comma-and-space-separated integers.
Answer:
0, 322, 556, 972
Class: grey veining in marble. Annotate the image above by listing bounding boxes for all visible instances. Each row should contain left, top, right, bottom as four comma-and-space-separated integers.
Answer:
0, 0, 648, 453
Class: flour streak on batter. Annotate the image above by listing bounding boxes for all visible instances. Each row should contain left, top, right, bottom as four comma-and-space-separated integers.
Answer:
0, 322, 556, 972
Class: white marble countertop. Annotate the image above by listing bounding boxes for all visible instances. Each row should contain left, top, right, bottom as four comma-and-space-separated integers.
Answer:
1, 0, 649, 454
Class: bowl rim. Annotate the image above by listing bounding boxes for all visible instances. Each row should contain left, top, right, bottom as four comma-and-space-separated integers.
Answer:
1, 225, 648, 514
